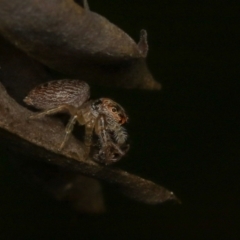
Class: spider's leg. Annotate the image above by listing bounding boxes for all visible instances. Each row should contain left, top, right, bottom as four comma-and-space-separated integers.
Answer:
83, 119, 95, 159
95, 116, 125, 163
29, 104, 76, 119
58, 115, 78, 151
95, 116, 109, 146
97, 117, 123, 154
110, 142, 125, 156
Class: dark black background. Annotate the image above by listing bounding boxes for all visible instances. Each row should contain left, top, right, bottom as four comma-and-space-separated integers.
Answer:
0, 1, 239, 239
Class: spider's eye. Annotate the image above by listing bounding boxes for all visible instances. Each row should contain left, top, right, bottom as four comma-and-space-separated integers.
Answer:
112, 107, 117, 112
94, 99, 102, 105
92, 99, 102, 110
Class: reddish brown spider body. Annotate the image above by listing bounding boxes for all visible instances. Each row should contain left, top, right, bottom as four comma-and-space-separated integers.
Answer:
24, 79, 129, 164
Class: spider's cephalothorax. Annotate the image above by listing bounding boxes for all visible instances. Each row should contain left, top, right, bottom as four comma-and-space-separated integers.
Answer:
92, 98, 128, 124
24, 79, 129, 164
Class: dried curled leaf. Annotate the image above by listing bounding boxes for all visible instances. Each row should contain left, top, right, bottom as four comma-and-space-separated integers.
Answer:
0, 81, 179, 205
0, 0, 161, 90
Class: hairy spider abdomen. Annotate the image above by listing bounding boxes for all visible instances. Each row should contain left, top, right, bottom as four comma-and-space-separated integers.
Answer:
24, 79, 90, 109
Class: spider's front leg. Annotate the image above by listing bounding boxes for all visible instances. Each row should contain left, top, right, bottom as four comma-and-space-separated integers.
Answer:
83, 119, 95, 160
95, 137, 127, 165
94, 116, 126, 164
59, 115, 78, 151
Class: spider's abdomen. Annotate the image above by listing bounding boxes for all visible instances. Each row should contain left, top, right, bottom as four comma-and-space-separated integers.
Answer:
24, 79, 90, 109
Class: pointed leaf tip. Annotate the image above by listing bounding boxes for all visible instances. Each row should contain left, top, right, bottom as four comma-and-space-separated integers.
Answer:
138, 29, 148, 58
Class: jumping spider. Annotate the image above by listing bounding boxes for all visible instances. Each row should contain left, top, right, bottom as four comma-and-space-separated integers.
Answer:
24, 79, 129, 165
